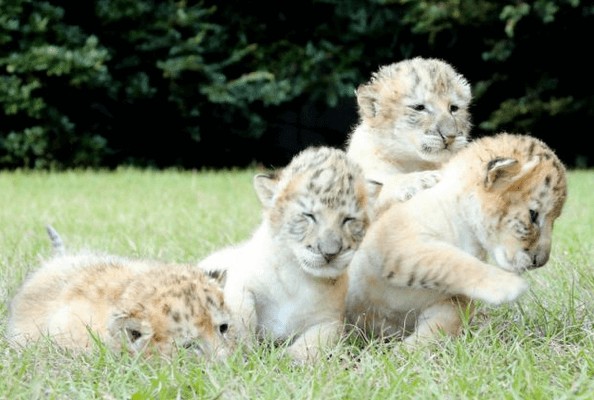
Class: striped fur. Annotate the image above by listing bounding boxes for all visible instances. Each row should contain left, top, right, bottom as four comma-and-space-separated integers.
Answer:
346, 132, 567, 346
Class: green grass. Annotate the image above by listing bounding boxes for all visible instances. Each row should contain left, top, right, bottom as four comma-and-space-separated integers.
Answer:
1, 168, 593, 399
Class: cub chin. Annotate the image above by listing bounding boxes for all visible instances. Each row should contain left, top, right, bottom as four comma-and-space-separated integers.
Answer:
345, 132, 568, 347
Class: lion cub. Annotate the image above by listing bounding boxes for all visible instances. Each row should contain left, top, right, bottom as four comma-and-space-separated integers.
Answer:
346, 133, 567, 346
346, 57, 473, 203
6, 226, 235, 360
198, 146, 380, 363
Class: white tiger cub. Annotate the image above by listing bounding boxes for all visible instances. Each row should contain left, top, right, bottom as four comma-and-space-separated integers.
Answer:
197, 146, 380, 363
346, 57, 473, 203
346, 132, 568, 346
6, 226, 236, 360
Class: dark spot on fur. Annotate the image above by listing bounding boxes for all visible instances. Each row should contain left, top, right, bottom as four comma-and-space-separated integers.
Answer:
407, 273, 415, 287
528, 142, 536, 157
544, 175, 551, 187
172, 312, 181, 323
206, 270, 223, 281
162, 303, 171, 315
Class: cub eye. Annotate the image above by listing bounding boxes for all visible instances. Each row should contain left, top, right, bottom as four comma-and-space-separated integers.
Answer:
126, 328, 143, 343
410, 104, 425, 111
342, 217, 356, 226
303, 213, 316, 223
450, 105, 459, 112
219, 323, 229, 335
529, 209, 539, 224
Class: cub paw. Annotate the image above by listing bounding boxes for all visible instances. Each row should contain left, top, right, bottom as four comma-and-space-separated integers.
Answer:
467, 270, 528, 305
394, 171, 442, 202
286, 343, 320, 365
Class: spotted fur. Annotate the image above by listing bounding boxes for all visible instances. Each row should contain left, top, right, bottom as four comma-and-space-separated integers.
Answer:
198, 146, 380, 363
346, 57, 473, 203
6, 227, 235, 360
346, 133, 567, 346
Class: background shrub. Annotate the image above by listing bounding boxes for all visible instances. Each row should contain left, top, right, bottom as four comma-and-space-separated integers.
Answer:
1, 0, 592, 170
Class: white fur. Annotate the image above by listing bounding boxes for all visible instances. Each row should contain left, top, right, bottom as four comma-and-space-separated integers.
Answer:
199, 222, 347, 362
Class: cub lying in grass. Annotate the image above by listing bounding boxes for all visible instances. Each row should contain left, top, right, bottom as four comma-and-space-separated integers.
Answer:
6, 226, 235, 360
346, 132, 568, 346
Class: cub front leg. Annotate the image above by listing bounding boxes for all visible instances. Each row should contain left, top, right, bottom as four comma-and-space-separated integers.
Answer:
385, 241, 528, 305
286, 319, 343, 364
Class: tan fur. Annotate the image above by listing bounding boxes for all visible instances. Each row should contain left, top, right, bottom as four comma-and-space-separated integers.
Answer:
346, 132, 567, 346
198, 146, 380, 363
346, 57, 472, 203
6, 232, 235, 360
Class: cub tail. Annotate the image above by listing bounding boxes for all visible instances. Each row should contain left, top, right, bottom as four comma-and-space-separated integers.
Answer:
46, 225, 66, 256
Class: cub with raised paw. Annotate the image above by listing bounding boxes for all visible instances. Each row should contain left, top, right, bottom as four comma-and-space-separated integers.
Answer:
346, 133, 567, 347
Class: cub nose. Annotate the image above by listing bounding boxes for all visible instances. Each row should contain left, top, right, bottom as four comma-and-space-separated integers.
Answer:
318, 242, 342, 262
531, 252, 550, 269
318, 231, 343, 262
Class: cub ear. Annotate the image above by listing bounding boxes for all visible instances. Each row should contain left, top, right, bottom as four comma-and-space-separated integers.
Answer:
355, 83, 380, 119
363, 179, 384, 219
253, 173, 279, 208
484, 156, 539, 191
366, 179, 383, 206
107, 311, 153, 354
205, 268, 227, 287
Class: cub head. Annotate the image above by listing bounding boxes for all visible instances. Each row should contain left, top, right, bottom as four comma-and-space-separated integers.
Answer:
107, 265, 235, 360
254, 146, 381, 279
356, 57, 472, 164
463, 133, 568, 273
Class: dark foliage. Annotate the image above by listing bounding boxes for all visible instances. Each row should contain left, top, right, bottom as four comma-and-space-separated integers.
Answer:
1, 0, 592, 169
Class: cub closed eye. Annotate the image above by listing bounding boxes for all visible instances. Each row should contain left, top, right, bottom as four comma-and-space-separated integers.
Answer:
450, 105, 459, 112
529, 209, 539, 223
410, 104, 425, 111
342, 217, 356, 226
303, 213, 317, 223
